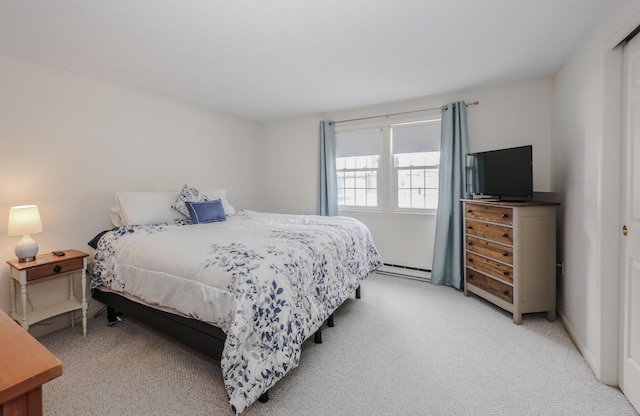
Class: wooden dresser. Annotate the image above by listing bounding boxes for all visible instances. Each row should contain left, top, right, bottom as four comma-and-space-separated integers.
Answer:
0, 309, 62, 415
462, 199, 558, 324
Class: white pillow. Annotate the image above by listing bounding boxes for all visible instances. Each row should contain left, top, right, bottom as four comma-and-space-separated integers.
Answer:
202, 188, 236, 215
109, 206, 125, 228
115, 191, 185, 225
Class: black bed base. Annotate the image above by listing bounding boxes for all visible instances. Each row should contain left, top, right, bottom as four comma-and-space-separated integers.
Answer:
92, 288, 228, 359
92, 284, 361, 406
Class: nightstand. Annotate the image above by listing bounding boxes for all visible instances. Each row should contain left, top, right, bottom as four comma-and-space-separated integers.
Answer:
7, 250, 89, 336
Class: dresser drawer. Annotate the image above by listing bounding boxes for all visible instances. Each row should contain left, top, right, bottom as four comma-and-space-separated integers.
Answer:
466, 268, 513, 304
465, 219, 513, 245
26, 257, 84, 281
464, 204, 513, 226
465, 235, 513, 265
466, 252, 513, 283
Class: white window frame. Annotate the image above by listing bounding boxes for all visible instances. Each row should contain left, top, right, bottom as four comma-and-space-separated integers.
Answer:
335, 113, 441, 215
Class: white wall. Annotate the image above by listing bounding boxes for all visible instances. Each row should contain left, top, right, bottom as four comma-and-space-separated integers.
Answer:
552, 0, 637, 385
0, 54, 264, 335
262, 80, 553, 269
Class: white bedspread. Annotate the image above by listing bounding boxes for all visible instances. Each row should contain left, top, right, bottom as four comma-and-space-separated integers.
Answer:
91, 210, 382, 414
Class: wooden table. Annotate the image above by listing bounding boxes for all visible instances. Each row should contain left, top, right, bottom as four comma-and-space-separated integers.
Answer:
7, 250, 89, 335
0, 309, 62, 415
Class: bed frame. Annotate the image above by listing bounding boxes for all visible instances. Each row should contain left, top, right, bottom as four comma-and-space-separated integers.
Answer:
92, 285, 360, 404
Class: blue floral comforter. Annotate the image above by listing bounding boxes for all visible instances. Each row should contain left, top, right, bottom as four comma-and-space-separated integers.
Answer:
91, 210, 382, 414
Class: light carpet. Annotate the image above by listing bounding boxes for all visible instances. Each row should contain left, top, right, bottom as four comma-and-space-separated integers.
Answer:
39, 273, 638, 415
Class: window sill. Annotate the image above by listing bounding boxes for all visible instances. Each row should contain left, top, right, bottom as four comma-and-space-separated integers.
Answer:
338, 207, 437, 218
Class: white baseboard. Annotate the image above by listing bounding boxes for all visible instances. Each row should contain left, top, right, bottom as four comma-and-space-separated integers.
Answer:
558, 307, 603, 383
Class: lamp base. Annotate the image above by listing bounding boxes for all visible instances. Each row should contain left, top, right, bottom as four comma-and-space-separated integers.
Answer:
15, 235, 39, 263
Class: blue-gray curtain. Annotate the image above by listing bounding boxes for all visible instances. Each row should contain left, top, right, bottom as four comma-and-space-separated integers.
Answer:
317, 121, 338, 216
431, 101, 469, 289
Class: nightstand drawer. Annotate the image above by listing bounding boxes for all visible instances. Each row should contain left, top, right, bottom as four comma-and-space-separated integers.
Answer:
465, 235, 513, 265
26, 258, 84, 281
465, 204, 513, 225
466, 252, 513, 283
465, 219, 513, 245
466, 268, 513, 304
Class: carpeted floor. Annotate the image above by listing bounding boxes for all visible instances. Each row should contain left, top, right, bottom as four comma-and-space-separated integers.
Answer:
39, 273, 638, 415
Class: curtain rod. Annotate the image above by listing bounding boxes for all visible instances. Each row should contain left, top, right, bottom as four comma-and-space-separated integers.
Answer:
331, 100, 479, 125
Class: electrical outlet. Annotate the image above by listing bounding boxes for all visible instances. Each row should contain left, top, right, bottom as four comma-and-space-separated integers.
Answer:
556, 262, 565, 276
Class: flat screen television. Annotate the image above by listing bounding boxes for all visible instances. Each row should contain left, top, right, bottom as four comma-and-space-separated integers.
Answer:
465, 145, 533, 200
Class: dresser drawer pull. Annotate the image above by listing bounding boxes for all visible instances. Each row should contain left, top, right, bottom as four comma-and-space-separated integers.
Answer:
53, 265, 62, 273
502, 233, 509, 238
467, 225, 473, 229
467, 241, 472, 245
468, 258, 474, 262
502, 251, 509, 257
503, 271, 510, 276
502, 290, 510, 296
467, 209, 472, 213
502, 213, 509, 218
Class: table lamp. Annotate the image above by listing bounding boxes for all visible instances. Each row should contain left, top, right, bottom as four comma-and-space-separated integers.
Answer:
8, 205, 43, 262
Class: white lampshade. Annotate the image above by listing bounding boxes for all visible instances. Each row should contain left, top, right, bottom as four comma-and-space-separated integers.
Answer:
8, 205, 43, 262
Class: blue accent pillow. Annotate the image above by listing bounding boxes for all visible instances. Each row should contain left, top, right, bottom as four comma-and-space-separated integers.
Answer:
185, 199, 226, 224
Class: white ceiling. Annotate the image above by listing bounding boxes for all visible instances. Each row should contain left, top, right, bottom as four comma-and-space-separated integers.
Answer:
0, 0, 626, 122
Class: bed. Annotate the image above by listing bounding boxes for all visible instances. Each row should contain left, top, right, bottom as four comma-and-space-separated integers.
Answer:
89, 186, 382, 414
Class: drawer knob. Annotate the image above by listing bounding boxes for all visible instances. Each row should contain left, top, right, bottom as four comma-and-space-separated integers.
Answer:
502, 251, 508, 257
502, 214, 509, 218
503, 271, 509, 276
503, 290, 509, 295
467, 225, 472, 229
467, 209, 472, 213
53, 265, 62, 273
468, 258, 474, 262
502, 233, 509, 238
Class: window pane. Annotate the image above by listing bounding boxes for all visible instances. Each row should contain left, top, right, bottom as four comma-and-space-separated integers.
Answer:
412, 169, 426, 188
424, 189, 439, 209
366, 189, 377, 206
344, 188, 355, 206
425, 169, 439, 188
367, 171, 377, 188
355, 189, 366, 205
394, 151, 440, 210
398, 189, 411, 208
398, 169, 411, 189
336, 158, 346, 170
411, 189, 426, 209
344, 172, 355, 188
355, 171, 367, 188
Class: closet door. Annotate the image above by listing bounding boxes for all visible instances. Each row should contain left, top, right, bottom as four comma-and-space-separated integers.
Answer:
620, 29, 640, 413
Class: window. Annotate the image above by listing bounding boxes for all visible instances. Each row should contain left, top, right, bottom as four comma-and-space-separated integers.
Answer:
392, 121, 441, 210
336, 129, 382, 208
336, 117, 441, 212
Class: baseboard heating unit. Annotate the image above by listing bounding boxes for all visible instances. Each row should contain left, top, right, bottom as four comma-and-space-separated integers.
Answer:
376, 263, 431, 281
